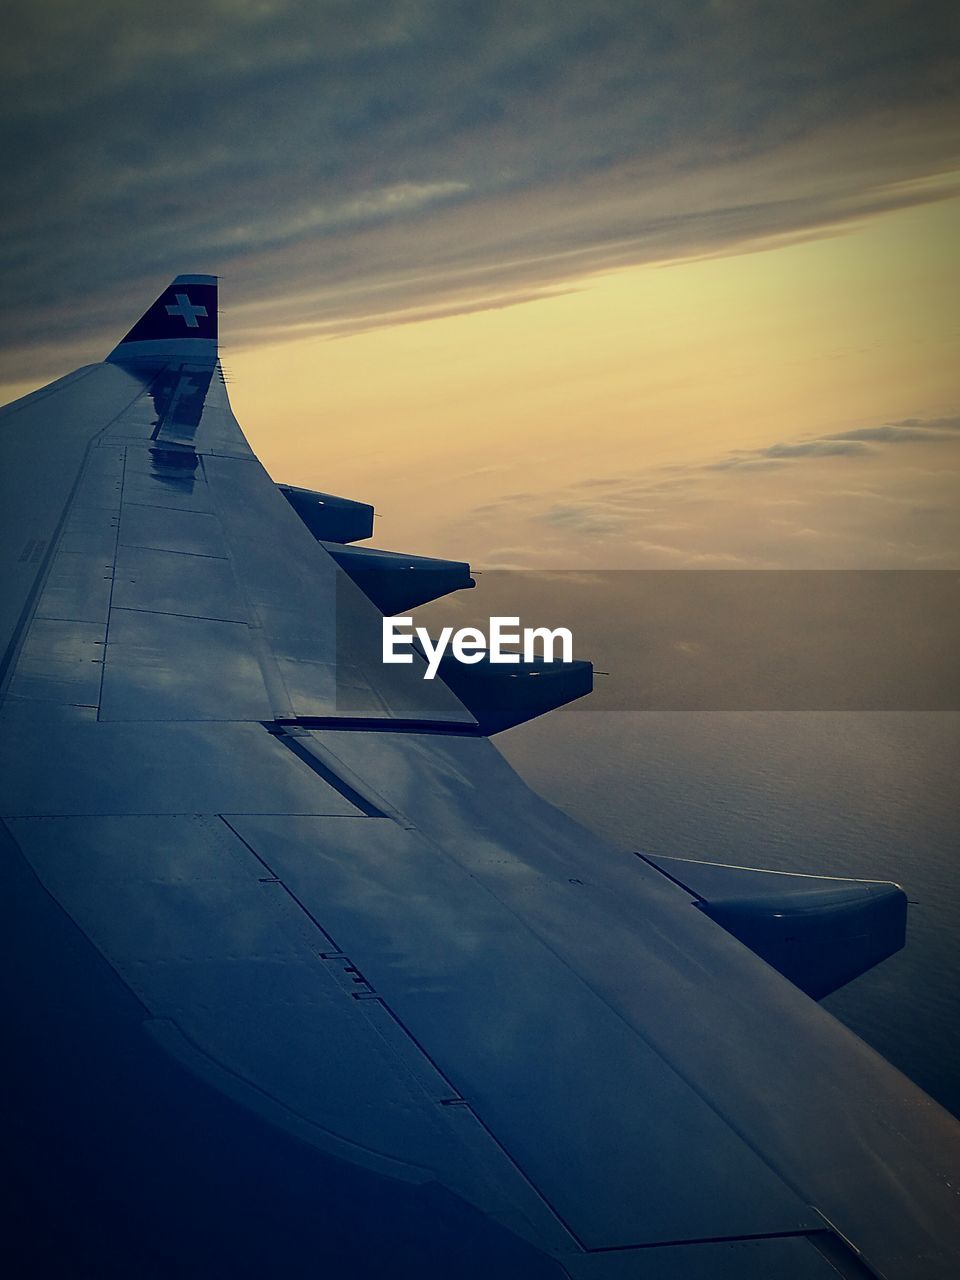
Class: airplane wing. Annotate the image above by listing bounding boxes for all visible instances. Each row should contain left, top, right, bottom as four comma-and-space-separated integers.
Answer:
2, 277, 959, 1279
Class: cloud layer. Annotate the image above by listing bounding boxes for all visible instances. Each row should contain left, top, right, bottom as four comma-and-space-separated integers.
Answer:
2, 1, 959, 379
448, 416, 960, 569
711, 416, 960, 469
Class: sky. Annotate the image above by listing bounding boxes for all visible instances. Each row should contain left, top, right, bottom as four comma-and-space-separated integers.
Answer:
2, 1, 958, 570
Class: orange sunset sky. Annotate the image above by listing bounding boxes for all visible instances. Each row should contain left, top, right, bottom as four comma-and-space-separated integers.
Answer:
230, 190, 959, 570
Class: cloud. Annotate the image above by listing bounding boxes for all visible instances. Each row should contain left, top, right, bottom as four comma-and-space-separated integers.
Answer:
706, 417, 960, 471
454, 412, 960, 569
824, 417, 960, 444
542, 504, 633, 536
2, 1, 959, 380
709, 440, 869, 469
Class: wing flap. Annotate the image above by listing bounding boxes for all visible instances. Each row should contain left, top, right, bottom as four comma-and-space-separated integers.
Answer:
224, 811, 815, 1250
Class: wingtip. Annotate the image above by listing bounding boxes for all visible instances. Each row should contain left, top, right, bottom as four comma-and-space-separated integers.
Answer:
106, 275, 218, 367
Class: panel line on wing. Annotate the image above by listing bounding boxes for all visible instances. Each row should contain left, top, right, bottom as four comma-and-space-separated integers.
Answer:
95, 446, 126, 717
197, 453, 298, 721
1, 432, 115, 702
1, 363, 188, 712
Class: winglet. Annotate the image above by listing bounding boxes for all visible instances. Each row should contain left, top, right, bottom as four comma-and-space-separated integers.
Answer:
106, 274, 218, 366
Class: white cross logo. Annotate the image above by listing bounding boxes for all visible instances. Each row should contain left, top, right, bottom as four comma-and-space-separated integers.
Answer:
165, 293, 208, 328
